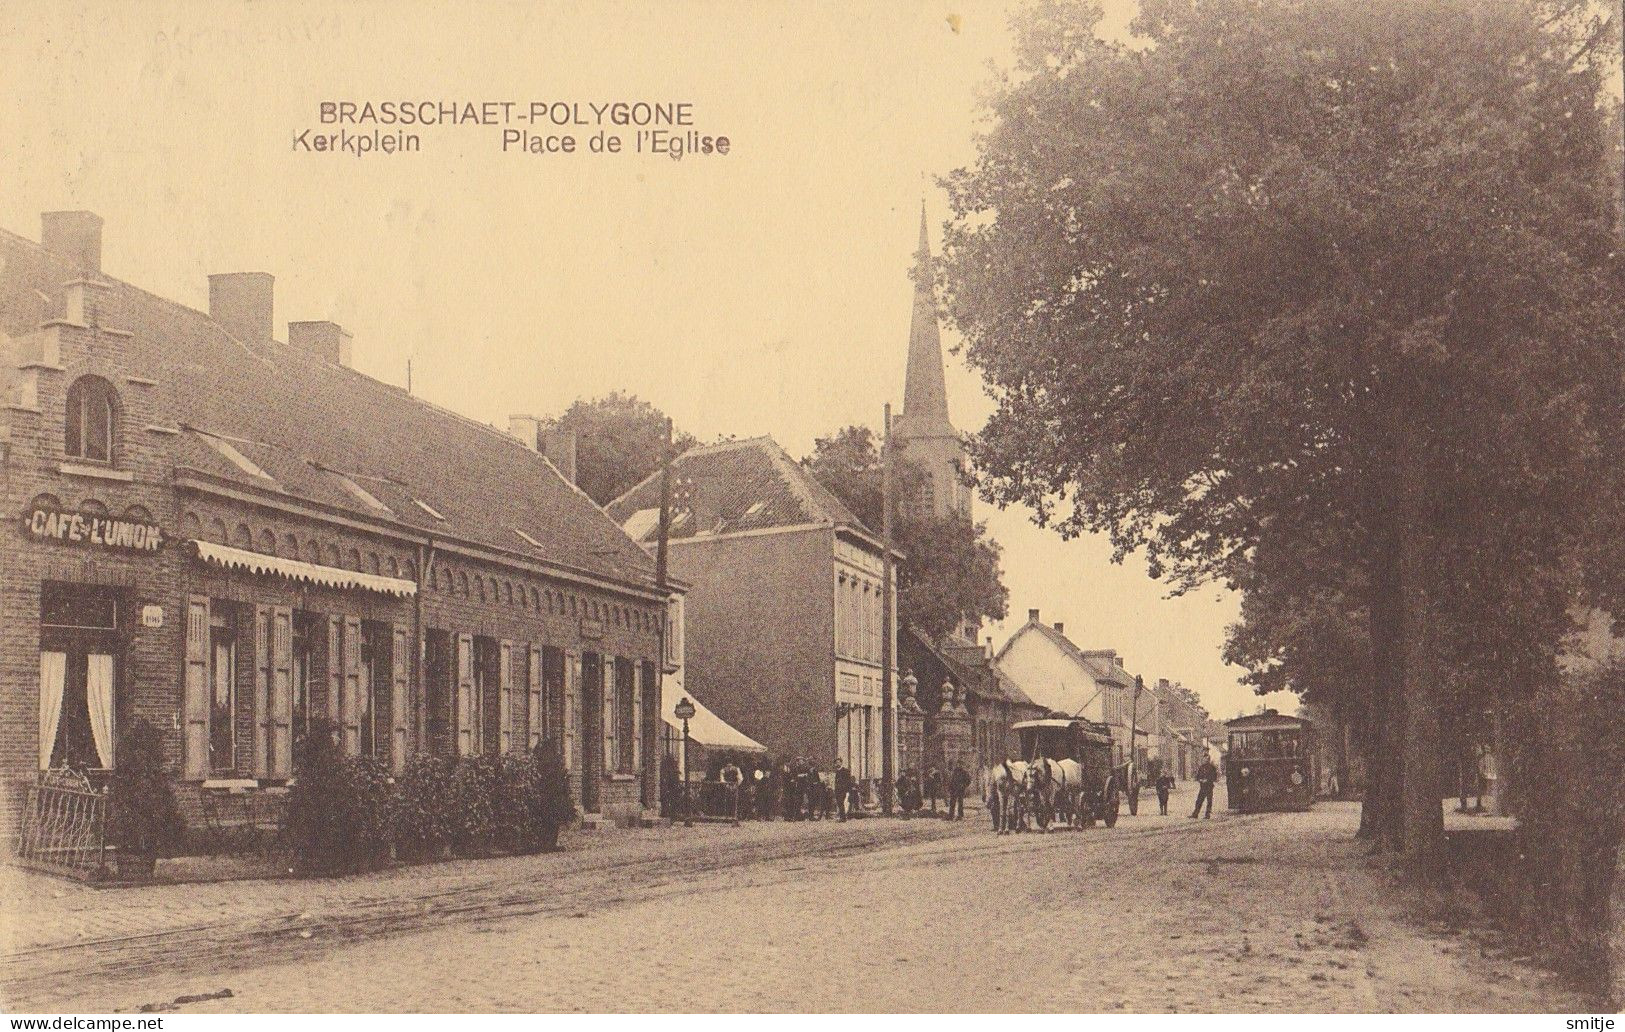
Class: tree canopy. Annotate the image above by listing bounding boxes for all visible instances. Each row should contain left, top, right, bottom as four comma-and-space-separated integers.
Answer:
554, 392, 699, 507
941, 0, 1624, 866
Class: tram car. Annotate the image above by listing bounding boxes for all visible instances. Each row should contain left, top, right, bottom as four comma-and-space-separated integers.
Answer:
1224, 710, 1317, 813
1011, 718, 1121, 828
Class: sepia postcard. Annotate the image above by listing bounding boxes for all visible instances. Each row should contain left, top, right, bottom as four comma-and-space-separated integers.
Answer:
1, 0, 1623, 1020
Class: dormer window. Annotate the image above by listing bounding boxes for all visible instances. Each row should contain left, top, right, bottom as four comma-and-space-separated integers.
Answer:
65, 376, 118, 463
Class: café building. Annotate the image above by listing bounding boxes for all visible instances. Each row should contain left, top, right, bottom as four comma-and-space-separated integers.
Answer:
0, 211, 669, 840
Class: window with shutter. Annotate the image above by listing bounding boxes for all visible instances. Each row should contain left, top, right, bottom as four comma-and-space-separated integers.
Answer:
271, 607, 294, 777
254, 606, 271, 778
614, 656, 635, 774
456, 633, 475, 756
527, 645, 543, 750
563, 651, 578, 771
603, 658, 616, 773
498, 640, 514, 755
327, 617, 344, 728
183, 596, 210, 778
391, 624, 411, 770
342, 616, 362, 754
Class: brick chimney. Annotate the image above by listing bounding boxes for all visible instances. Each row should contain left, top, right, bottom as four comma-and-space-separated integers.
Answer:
41, 211, 103, 274
541, 424, 577, 485
508, 415, 543, 449
1054, 621, 1065, 635
288, 320, 352, 366
209, 272, 274, 345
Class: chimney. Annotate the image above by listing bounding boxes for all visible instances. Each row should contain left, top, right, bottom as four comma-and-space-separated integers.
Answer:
41, 211, 103, 274
209, 272, 274, 345
508, 415, 542, 450
1054, 622, 1065, 635
541, 424, 577, 485
1027, 608, 1040, 623
288, 320, 352, 366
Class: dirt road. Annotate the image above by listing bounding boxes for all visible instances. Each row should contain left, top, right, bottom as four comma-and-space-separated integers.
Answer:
0, 799, 1592, 1013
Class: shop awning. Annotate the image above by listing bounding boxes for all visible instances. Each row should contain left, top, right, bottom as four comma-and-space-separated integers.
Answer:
661, 681, 766, 753
191, 540, 418, 597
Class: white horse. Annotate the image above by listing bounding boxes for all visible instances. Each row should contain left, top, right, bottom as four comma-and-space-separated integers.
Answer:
1026, 756, 1085, 829
987, 760, 1029, 834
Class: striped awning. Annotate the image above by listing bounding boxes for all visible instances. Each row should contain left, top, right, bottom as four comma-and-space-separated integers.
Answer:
191, 540, 417, 597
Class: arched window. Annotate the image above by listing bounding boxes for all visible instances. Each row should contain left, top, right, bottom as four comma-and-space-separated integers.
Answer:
65, 376, 118, 463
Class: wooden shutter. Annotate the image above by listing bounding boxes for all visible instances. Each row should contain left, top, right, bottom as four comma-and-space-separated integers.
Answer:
527, 645, 543, 750
391, 623, 411, 771
183, 596, 211, 778
271, 606, 294, 777
563, 651, 577, 771
327, 616, 344, 728
603, 658, 616, 773
342, 616, 362, 754
630, 659, 641, 772
253, 606, 271, 778
498, 639, 514, 755
456, 633, 475, 756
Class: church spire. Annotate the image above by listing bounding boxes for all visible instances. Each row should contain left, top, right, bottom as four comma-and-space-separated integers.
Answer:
899, 202, 955, 441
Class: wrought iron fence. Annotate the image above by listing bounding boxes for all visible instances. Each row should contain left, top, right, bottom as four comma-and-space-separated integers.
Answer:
16, 769, 107, 880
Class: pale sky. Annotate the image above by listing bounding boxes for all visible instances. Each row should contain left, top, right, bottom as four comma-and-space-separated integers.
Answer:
1, 0, 1296, 720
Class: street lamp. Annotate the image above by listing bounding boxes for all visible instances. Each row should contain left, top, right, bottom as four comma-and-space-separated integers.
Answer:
673, 696, 697, 827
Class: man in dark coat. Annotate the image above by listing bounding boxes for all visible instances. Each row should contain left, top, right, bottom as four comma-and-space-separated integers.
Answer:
1191, 756, 1219, 819
835, 762, 855, 822
947, 764, 971, 820
782, 763, 802, 821
1156, 770, 1175, 815
924, 767, 942, 814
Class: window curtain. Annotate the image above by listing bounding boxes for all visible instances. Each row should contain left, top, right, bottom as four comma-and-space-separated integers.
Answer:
86, 653, 115, 769
39, 651, 67, 769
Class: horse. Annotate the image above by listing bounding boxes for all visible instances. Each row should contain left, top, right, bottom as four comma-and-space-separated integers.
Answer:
987, 760, 1029, 834
1026, 756, 1085, 830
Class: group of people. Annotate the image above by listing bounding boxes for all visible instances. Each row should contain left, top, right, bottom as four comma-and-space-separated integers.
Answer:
895, 764, 973, 820
1154, 758, 1221, 819
661, 754, 866, 821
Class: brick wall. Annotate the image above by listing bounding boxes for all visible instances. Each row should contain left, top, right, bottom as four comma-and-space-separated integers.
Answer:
667, 527, 838, 767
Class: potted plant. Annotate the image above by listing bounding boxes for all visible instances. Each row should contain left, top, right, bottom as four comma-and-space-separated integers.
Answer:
105, 718, 185, 880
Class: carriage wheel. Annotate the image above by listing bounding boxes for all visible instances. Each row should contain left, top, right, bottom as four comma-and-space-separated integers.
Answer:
1126, 781, 1140, 817
1103, 780, 1121, 828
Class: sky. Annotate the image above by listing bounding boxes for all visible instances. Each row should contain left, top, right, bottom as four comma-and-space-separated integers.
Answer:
1, 0, 1297, 721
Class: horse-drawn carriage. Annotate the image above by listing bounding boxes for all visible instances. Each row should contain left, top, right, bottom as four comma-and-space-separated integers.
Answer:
989, 718, 1122, 832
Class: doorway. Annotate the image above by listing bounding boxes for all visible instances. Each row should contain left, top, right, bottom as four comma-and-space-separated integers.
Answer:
39, 583, 123, 773
580, 651, 602, 813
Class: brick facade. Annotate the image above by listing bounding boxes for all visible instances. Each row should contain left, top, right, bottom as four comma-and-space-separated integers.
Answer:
1, 213, 667, 843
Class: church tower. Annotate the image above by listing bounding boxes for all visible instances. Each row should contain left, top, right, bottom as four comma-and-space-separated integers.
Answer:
893, 203, 971, 524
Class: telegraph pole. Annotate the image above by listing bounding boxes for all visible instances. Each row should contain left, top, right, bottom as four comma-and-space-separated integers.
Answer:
652, 417, 673, 811
880, 403, 896, 815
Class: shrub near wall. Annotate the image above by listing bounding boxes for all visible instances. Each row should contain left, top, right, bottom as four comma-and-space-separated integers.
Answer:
394, 755, 458, 861
1501, 663, 1625, 1000
287, 719, 394, 876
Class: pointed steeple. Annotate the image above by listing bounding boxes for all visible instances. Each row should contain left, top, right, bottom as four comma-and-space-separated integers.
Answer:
898, 202, 956, 441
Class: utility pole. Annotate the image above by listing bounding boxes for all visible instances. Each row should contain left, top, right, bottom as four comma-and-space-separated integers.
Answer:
880, 403, 896, 816
1127, 674, 1144, 816
651, 417, 673, 813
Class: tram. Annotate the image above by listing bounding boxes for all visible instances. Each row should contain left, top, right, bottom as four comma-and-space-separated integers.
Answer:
1223, 710, 1317, 813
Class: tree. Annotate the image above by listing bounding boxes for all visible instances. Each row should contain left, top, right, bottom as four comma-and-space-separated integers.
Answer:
554, 393, 698, 507
804, 426, 1010, 642
940, 0, 1623, 870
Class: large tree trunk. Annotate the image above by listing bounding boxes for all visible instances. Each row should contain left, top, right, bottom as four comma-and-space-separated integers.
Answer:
1362, 513, 1405, 850
1394, 436, 1445, 875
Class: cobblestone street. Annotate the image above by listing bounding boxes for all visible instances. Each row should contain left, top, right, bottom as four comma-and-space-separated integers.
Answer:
0, 793, 1593, 1013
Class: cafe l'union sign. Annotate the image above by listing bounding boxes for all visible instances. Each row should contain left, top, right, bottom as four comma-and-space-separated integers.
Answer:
24, 500, 164, 553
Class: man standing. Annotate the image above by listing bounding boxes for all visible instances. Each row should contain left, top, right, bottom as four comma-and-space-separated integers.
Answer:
835, 762, 854, 822
1156, 769, 1175, 816
1190, 755, 1219, 819
924, 766, 942, 815
947, 764, 971, 820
